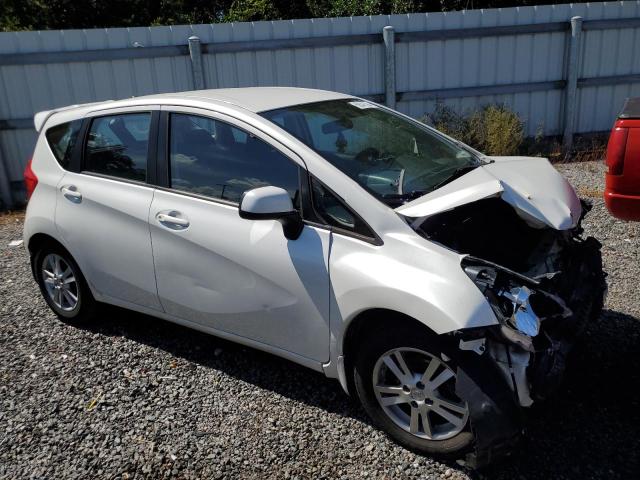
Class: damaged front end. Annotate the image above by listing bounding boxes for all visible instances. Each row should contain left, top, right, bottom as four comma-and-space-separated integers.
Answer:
460, 235, 605, 407
412, 197, 606, 467
416, 197, 606, 404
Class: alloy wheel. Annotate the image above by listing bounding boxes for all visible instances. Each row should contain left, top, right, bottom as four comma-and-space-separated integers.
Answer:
42, 253, 79, 312
372, 347, 469, 440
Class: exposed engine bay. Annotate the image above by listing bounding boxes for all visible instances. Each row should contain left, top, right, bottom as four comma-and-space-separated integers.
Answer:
413, 197, 606, 403
407, 196, 606, 467
417, 197, 574, 276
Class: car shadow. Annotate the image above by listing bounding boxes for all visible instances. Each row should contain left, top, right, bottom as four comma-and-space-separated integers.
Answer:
81, 304, 366, 420
76, 307, 640, 478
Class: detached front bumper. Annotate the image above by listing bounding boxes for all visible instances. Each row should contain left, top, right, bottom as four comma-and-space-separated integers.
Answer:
462, 235, 606, 405
484, 236, 606, 406
526, 236, 606, 400
455, 236, 606, 468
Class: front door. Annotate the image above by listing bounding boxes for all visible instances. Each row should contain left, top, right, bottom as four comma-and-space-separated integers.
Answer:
149, 109, 331, 362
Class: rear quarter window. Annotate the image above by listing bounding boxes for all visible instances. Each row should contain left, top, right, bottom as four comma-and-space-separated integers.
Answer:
45, 120, 83, 169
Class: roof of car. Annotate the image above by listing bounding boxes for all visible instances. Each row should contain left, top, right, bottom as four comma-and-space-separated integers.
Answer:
34, 87, 353, 132
158, 87, 353, 113
35, 87, 354, 131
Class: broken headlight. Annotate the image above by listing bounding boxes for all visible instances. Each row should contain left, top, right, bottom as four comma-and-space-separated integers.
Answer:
463, 256, 571, 351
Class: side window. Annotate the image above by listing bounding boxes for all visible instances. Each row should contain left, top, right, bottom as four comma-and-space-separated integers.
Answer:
169, 113, 300, 205
310, 177, 375, 239
45, 120, 82, 169
84, 113, 151, 182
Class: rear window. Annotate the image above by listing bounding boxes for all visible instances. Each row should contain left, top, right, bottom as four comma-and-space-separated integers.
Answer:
45, 120, 83, 169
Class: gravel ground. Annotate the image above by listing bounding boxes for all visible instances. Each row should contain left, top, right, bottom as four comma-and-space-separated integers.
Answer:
1, 160, 638, 479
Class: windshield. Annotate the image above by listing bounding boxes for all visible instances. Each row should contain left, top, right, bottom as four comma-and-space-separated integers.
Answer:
261, 99, 481, 206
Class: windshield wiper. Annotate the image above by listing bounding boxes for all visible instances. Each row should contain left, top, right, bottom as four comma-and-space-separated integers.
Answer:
382, 189, 430, 200
379, 164, 481, 207
380, 189, 430, 207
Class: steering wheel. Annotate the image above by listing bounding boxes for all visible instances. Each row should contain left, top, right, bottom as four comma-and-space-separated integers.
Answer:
354, 147, 383, 165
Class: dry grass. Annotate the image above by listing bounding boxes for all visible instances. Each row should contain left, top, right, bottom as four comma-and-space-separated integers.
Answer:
0, 210, 25, 226
526, 134, 608, 164
576, 187, 604, 199
424, 102, 524, 156
566, 135, 608, 164
473, 104, 524, 156
423, 102, 608, 165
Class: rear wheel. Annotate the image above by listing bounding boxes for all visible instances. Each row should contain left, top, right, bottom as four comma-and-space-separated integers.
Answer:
34, 246, 96, 323
354, 326, 474, 457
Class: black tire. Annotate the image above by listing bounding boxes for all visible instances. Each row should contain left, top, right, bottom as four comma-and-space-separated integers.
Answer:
34, 244, 97, 323
353, 324, 474, 458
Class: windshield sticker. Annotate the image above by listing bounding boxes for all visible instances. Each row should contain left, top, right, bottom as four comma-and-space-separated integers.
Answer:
349, 100, 378, 110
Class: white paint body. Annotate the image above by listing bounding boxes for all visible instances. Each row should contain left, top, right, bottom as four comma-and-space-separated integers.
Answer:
240, 185, 295, 215
23, 88, 582, 390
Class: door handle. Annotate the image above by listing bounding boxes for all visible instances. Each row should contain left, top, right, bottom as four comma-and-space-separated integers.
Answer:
61, 185, 82, 203
156, 211, 190, 229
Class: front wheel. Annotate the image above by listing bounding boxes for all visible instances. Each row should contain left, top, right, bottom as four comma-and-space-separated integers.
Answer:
354, 327, 474, 457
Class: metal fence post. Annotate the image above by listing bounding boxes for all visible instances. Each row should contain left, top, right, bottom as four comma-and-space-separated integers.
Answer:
563, 16, 583, 151
188, 36, 206, 91
383, 26, 396, 109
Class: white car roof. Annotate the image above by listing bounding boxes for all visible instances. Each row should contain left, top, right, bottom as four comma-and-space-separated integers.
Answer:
35, 87, 354, 131
161, 87, 353, 113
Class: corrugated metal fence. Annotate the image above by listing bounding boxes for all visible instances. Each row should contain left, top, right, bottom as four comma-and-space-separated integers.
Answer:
1, 1, 640, 209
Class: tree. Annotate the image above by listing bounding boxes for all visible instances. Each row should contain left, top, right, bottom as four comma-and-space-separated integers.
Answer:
1, 0, 588, 31
0, 1, 233, 31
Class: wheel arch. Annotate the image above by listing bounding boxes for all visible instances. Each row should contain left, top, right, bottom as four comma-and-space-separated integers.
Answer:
340, 308, 440, 396
28, 232, 69, 255
27, 233, 78, 279
340, 307, 523, 467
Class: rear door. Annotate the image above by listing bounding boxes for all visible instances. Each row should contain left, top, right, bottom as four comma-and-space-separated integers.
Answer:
55, 106, 162, 311
149, 107, 332, 363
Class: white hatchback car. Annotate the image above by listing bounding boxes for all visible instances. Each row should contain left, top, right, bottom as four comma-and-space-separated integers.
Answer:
23, 88, 605, 467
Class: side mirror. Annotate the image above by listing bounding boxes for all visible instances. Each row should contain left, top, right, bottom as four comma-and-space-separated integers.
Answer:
239, 186, 303, 240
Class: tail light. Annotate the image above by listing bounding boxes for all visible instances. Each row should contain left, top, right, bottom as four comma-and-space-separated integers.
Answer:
605, 126, 628, 175
23, 157, 38, 201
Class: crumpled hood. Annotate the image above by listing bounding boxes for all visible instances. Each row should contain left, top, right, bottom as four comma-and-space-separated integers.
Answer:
396, 156, 582, 230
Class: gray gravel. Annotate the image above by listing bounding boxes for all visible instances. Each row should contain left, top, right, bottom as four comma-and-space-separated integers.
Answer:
1, 160, 639, 479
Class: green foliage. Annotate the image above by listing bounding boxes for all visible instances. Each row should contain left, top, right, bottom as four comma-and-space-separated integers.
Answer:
0, 1, 232, 31
425, 102, 524, 156
1, 1, 587, 31
225, 0, 281, 22
474, 104, 524, 156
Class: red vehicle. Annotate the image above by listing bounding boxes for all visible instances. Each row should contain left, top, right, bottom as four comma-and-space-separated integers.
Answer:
605, 97, 640, 221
